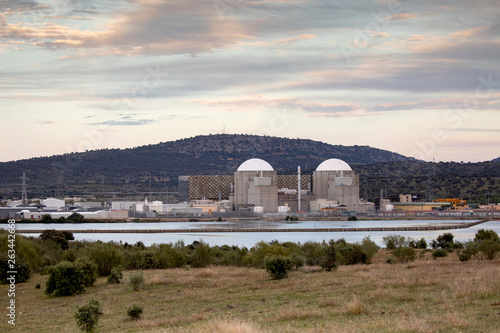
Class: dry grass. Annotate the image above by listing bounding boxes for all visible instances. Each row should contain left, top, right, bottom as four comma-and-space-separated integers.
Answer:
345, 295, 367, 315
187, 318, 267, 333
2, 251, 499, 333
274, 306, 323, 321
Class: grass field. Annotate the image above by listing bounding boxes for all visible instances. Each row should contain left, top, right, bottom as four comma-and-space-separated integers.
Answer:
2, 250, 499, 333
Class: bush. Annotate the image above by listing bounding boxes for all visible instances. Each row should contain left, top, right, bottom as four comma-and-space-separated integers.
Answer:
301, 241, 325, 266
45, 259, 97, 297
67, 212, 85, 223
289, 253, 305, 270
46, 261, 86, 297
416, 238, 428, 249
386, 257, 395, 264
107, 266, 123, 284
127, 304, 143, 320
392, 247, 416, 263
84, 242, 124, 276
320, 240, 337, 271
335, 239, 368, 265
432, 233, 461, 251
477, 240, 500, 260
474, 229, 499, 243
0, 254, 31, 284
432, 249, 448, 258
360, 236, 379, 264
35, 283, 41, 289
129, 270, 144, 291
189, 240, 211, 268
74, 299, 103, 332
382, 235, 407, 250
457, 242, 476, 262
264, 255, 293, 280
76, 258, 98, 287
347, 216, 358, 221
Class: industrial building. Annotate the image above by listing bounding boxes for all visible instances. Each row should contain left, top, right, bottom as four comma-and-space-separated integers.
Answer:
178, 157, 361, 214
310, 158, 360, 212
233, 158, 279, 213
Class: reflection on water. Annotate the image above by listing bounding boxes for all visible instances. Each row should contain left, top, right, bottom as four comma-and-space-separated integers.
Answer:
9, 220, 500, 248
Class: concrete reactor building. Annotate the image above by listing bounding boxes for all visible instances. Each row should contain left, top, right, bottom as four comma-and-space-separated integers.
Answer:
312, 158, 359, 211
233, 158, 278, 213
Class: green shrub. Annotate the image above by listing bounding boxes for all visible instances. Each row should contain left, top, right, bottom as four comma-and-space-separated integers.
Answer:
45, 259, 97, 297
301, 241, 325, 266
416, 238, 428, 249
45, 261, 86, 297
35, 283, 41, 289
474, 229, 499, 243
41, 214, 53, 223
129, 270, 144, 291
347, 216, 358, 221
289, 253, 305, 270
246, 241, 287, 268
383, 235, 407, 250
432, 249, 448, 258
189, 240, 211, 268
457, 242, 476, 262
0, 253, 31, 284
39, 229, 74, 250
477, 240, 500, 260
84, 242, 124, 276
74, 299, 103, 332
264, 255, 293, 280
139, 250, 160, 269
335, 239, 368, 265
67, 212, 85, 223
392, 247, 416, 263
360, 236, 379, 264
107, 266, 123, 284
432, 233, 461, 251
127, 304, 143, 320
76, 258, 98, 287
320, 240, 337, 271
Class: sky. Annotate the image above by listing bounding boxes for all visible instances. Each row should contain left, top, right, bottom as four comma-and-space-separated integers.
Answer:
1, 0, 499, 163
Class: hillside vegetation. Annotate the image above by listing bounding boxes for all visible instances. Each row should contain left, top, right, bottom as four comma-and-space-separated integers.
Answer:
0, 134, 498, 203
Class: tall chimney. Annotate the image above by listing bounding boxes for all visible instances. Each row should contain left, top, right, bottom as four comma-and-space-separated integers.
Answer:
298, 166, 301, 212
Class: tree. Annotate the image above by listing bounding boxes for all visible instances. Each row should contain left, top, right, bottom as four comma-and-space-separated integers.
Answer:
67, 212, 84, 223
320, 240, 338, 271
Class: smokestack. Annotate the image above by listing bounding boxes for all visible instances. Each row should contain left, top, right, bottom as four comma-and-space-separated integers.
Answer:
298, 166, 301, 212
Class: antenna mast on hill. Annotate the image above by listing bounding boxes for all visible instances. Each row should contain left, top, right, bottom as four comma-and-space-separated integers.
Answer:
20, 172, 29, 204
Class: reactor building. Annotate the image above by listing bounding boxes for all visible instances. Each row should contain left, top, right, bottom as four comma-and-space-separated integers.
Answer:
311, 158, 360, 211
233, 158, 278, 213
179, 157, 360, 213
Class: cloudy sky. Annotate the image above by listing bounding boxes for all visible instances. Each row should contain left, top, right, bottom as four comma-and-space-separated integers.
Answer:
1, 0, 499, 162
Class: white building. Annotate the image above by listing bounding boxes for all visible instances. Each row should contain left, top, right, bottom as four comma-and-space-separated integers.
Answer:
41, 198, 66, 210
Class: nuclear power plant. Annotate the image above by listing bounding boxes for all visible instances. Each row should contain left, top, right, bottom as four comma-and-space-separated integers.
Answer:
179, 157, 362, 214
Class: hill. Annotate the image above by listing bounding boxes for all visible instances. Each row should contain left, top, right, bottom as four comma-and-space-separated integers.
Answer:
0, 134, 411, 198
0, 134, 497, 203
492, 157, 500, 162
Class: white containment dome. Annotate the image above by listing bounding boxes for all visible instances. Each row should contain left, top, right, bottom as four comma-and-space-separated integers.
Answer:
316, 158, 352, 171
237, 158, 274, 171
